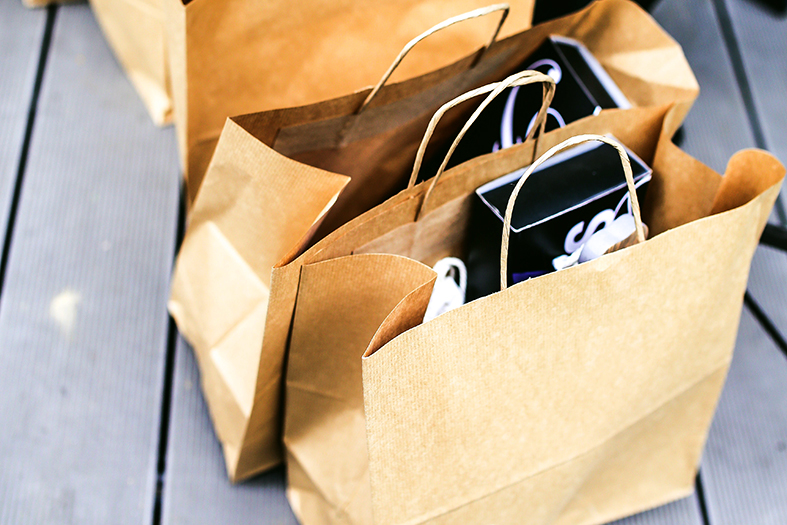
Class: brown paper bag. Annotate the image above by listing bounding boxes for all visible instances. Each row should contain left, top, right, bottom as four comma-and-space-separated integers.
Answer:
161, 0, 537, 201
88, 0, 171, 126
169, 7, 534, 481
170, 0, 700, 481
281, 96, 784, 524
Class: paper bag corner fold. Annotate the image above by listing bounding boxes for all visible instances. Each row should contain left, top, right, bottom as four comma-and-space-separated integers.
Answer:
284, 254, 436, 525
165, 0, 540, 198
168, 114, 350, 478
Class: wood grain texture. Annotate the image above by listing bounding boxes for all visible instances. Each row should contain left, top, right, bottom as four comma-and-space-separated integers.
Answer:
748, 245, 787, 337
0, 4, 179, 524
702, 305, 787, 525
652, 0, 755, 173
0, 0, 45, 245
161, 338, 298, 525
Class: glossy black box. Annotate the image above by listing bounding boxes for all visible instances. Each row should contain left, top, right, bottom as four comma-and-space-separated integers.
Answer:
447, 35, 630, 170
465, 139, 651, 300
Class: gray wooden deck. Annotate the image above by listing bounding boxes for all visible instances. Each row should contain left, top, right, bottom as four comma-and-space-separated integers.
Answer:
0, 0, 785, 523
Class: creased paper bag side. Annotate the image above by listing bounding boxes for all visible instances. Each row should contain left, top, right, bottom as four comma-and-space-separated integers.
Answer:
284, 254, 436, 525
169, 119, 348, 478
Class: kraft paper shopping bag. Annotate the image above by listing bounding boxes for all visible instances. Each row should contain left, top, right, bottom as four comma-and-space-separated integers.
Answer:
162, 0, 537, 200
170, 0, 700, 481
171, 69, 555, 481
282, 116, 782, 524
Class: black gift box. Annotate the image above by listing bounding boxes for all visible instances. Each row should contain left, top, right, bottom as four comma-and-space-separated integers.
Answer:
447, 36, 630, 170
465, 139, 651, 301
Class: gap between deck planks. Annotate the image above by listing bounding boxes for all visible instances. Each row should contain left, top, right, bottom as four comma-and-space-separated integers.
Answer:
0, 1, 48, 294
0, 3, 180, 524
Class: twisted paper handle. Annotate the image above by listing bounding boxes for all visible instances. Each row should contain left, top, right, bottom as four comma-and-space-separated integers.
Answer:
410, 70, 556, 220
500, 134, 646, 290
357, 4, 510, 114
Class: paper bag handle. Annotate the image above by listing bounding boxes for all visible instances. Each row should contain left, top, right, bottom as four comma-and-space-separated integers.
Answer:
410, 70, 556, 220
500, 134, 646, 291
357, 4, 510, 114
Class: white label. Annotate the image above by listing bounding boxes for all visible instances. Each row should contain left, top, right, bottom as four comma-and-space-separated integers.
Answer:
555, 191, 638, 271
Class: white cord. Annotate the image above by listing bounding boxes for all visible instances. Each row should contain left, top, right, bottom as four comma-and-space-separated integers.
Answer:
424, 257, 467, 322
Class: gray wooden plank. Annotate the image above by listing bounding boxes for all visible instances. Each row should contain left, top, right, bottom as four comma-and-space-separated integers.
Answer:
723, 0, 787, 218
0, 4, 180, 524
161, 338, 297, 525
701, 304, 787, 525
652, 0, 755, 174
610, 497, 704, 525
748, 245, 787, 336
0, 0, 46, 243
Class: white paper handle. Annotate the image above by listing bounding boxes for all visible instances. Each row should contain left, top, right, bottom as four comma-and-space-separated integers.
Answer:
357, 4, 510, 114
500, 135, 646, 291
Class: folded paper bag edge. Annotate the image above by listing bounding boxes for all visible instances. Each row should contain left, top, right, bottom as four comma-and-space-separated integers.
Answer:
170, 119, 351, 477
283, 253, 438, 523
362, 149, 786, 366
363, 276, 439, 359
711, 148, 786, 215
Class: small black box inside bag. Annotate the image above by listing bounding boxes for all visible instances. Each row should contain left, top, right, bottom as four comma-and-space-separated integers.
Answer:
466, 138, 651, 301
447, 35, 631, 170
